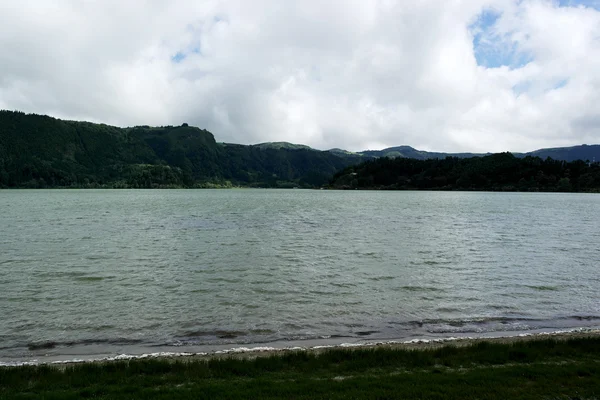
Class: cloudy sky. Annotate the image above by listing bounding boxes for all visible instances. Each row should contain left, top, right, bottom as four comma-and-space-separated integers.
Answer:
1, 0, 599, 152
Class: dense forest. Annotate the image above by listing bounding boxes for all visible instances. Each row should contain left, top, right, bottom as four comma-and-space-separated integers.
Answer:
0, 111, 362, 188
330, 153, 600, 192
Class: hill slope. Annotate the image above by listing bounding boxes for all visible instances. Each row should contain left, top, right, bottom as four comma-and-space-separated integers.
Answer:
0, 111, 361, 188
2, 110, 598, 189
356, 146, 485, 160
519, 145, 600, 162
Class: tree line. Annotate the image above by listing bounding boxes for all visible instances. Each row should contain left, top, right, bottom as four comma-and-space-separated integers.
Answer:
330, 152, 600, 192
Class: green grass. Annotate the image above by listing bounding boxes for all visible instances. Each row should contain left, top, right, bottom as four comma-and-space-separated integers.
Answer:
1, 337, 600, 399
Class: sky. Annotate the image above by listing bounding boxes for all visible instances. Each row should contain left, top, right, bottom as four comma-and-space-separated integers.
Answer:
1, 0, 599, 152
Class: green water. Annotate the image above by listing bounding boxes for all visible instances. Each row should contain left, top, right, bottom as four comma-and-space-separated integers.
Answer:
1, 189, 599, 363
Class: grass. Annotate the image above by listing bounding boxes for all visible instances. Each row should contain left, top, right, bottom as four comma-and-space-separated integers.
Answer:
1, 337, 599, 399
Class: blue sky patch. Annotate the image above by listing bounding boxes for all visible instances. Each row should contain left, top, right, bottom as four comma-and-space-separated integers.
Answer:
171, 44, 202, 63
471, 8, 533, 69
558, 0, 600, 10
553, 78, 569, 90
471, 1, 598, 68
172, 52, 186, 63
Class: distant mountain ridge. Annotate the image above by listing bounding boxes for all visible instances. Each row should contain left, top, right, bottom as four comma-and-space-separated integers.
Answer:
333, 144, 600, 162
353, 146, 485, 160
256, 142, 600, 162
515, 145, 600, 162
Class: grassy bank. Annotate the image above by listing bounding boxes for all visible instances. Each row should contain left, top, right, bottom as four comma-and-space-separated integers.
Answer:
2, 337, 600, 399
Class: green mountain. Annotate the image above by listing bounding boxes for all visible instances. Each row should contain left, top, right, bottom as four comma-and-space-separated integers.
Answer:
356, 145, 484, 160
0, 111, 362, 188
327, 148, 359, 156
252, 142, 313, 151
516, 145, 600, 162
330, 152, 600, 192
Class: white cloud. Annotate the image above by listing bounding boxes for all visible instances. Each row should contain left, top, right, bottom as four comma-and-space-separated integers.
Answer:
0, 0, 599, 152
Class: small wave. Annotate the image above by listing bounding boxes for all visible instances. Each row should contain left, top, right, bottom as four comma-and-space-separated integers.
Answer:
178, 328, 277, 340
355, 330, 379, 337
323, 334, 353, 339
436, 307, 462, 313
85, 255, 112, 260
420, 315, 600, 334
0, 259, 27, 265
28, 341, 57, 350
34, 271, 87, 278
73, 276, 105, 282
486, 304, 517, 311
330, 282, 357, 288
27, 338, 143, 351
367, 276, 395, 282
397, 286, 444, 293
422, 260, 451, 266
178, 330, 248, 339
308, 290, 337, 296
402, 316, 538, 330
557, 315, 600, 322
251, 288, 290, 295
524, 285, 561, 291
205, 277, 241, 284
190, 288, 212, 293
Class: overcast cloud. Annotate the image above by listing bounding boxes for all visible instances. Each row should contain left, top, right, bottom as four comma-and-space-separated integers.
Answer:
1, 0, 599, 152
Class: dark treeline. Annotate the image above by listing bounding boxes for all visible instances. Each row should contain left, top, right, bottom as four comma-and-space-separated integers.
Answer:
330, 152, 600, 192
0, 110, 361, 188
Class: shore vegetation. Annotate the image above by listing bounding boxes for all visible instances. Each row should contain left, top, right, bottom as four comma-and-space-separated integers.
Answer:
2, 336, 600, 399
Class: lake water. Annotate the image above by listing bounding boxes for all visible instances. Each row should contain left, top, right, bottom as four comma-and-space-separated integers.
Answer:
1, 189, 599, 364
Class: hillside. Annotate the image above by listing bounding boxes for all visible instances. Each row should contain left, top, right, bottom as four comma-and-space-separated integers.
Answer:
2, 110, 599, 189
0, 111, 361, 188
356, 145, 485, 160
518, 145, 600, 162
252, 142, 313, 151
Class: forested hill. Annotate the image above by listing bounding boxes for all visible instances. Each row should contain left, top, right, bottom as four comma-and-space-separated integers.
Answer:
330, 153, 600, 192
0, 110, 362, 188
357, 146, 484, 160
2, 110, 599, 189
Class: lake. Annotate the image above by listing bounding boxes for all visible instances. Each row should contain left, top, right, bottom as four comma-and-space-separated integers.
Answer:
1, 189, 599, 364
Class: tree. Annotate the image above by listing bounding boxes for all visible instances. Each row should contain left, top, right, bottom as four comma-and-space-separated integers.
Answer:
557, 177, 572, 192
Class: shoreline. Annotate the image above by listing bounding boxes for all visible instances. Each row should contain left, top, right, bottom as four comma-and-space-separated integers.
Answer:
4, 327, 600, 368
2, 187, 600, 193
4, 330, 600, 399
